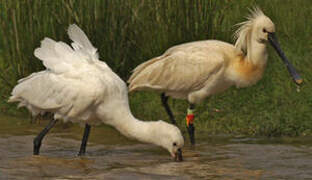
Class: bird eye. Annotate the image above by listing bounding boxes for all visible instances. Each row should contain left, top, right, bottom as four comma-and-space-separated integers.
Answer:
173, 142, 177, 146
263, 28, 267, 33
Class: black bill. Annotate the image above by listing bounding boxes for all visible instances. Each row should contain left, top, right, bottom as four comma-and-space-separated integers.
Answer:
174, 148, 183, 162
268, 32, 303, 85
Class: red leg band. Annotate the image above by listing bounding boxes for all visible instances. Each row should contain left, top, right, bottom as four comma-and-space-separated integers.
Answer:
186, 114, 195, 127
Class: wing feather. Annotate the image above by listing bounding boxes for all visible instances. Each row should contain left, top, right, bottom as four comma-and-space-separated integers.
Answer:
34, 24, 102, 74
67, 24, 99, 62
9, 71, 98, 122
128, 41, 226, 94
9, 24, 115, 123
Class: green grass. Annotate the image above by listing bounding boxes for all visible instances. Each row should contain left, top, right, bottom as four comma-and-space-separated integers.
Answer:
0, 0, 311, 137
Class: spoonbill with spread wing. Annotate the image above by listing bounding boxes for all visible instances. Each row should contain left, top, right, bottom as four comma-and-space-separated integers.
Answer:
9, 24, 184, 161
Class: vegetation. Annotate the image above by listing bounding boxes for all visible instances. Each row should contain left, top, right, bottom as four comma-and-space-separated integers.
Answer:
0, 0, 311, 136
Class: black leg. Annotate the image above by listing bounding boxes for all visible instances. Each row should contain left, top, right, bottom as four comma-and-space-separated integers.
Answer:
161, 93, 176, 125
186, 104, 195, 145
78, 124, 91, 156
33, 119, 58, 155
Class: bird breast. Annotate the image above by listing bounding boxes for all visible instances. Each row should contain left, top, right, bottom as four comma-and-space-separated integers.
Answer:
227, 56, 266, 88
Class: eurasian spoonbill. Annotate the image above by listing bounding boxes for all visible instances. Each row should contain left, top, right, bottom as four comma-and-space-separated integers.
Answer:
128, 8, 302, 145
9, 24, 184, 161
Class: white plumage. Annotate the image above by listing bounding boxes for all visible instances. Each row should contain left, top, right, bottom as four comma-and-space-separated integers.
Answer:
9, 24, 184, 159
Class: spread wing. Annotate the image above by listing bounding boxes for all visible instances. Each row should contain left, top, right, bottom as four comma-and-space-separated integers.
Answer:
8, 24, 109, 122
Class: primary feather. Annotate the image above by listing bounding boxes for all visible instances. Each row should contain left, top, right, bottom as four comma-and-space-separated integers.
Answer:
67, 24, 99, 62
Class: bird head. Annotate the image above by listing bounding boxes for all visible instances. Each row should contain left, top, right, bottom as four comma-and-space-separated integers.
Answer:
235, 7, 302, 85
152, 120, 184, 161
251, 8, 303, 85
234, 7, 275, 46
252, 14, 275, 43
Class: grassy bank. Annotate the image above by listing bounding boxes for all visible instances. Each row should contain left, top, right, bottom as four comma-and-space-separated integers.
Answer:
0, 0, 311, 136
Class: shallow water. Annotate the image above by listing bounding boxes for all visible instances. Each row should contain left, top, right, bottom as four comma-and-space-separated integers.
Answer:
1, 115, 312, 179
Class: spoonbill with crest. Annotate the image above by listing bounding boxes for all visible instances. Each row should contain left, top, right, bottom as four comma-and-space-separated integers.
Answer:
128, 7, 302, 145
9, 24, 184, 161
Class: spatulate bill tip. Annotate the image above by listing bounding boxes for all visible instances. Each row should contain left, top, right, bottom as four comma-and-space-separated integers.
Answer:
295, 78, 303, 85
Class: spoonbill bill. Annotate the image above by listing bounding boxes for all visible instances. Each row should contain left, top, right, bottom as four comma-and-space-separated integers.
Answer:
128, 8, 302, 145
9, 24, 184, 161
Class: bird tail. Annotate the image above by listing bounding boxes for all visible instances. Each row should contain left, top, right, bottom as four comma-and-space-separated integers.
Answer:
34, 24, 98, 74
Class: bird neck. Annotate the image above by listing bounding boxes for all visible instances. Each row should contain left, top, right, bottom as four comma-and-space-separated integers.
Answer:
115, 114, 156, 144
246, 36, 268, 66
228, 39, 268, 88
98, 105, 160, 146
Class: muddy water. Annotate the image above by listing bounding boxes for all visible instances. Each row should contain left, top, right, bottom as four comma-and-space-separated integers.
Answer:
1, 115, 312, 179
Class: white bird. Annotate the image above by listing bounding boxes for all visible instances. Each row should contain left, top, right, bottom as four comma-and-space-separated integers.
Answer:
128, 8, 302, 145
8, 24, 184, 161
